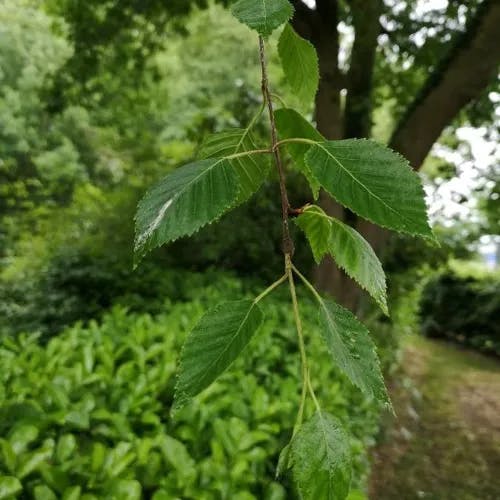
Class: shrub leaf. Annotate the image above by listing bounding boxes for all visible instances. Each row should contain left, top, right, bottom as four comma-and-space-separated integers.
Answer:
0, 477, 22, 499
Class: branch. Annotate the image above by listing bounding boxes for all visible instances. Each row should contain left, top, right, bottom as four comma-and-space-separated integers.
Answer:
258, 37, 294, 257
344, 0, 383, 139
390, 0, 500, 170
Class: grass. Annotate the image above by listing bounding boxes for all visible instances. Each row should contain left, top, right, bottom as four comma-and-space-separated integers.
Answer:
370, 335, 500, 500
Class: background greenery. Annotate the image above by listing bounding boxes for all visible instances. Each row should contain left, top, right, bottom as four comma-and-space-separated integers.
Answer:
0, 0, 498, 498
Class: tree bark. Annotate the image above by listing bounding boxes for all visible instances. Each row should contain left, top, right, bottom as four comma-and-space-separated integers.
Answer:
344, 0, 383, 140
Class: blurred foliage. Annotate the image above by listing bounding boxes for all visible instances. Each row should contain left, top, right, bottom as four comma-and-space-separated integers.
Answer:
419, 268, 500, 356
0, 288, 393, 498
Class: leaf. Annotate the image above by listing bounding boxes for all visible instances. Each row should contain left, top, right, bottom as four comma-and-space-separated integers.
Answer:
8, 424, 39, 454
290, 412, 351, 500
275, 443, 291, 478
305, 140, 434, 238
33, 485, 57, 500
174, 300, 264, 409
199, 129, 270, 203
0, 440, 16, 473
318, 299, 390, 406
275, 108, 323, 198
278, 24, 319, 105
62, 487, 81, 500
56, 434, 77, 463
0, 476, 22, 499
16, 440, 54, 479
296, 205, 388, 315
108, 480, 141, 500
231, 0, 294, 37
134, 158, 240, 265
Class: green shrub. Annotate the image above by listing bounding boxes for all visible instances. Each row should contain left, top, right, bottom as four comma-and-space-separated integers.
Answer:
419, 270, 500, 356
0, 289, 386, 499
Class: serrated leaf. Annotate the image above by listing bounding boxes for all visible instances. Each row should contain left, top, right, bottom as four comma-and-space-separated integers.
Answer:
134, 158, 240, 265
290, 412, 351, 500
318, 299, 390, 406
278, 24, 319, 105
275, 108, 323, 198
275, 443, 291, 478
199, 129, 270, 203
0, 476, 22, 499
296, 205, 388, 315
174, 300, 264, 409
231, 0, 294, 37
305, 140, 433, 238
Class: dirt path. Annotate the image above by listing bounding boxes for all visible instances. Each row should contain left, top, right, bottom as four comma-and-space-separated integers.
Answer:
370, 335, 500, 500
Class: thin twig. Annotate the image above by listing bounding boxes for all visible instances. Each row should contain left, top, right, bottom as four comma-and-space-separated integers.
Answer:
253, 274, 288, 304
258, 36, 294, 257
286, 255, 309, 434
274, 137, 319, 150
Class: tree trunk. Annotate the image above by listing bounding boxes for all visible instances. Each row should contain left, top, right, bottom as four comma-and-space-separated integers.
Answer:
292, 0, 500, 312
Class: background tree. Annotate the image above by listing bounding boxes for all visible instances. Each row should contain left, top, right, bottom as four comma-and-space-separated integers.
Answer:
50, 0, 500, 310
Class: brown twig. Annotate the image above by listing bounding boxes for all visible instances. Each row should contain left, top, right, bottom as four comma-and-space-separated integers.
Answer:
258, 36, 295, 257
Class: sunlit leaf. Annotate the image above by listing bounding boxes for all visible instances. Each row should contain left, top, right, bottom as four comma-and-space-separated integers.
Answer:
0, 476, 22, 499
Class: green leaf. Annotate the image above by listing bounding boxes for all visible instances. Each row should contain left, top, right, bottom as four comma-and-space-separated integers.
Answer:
0, 476, 22, 499
0, 440, 16, 473
174, 300, 264, 409
231, 0, 293, 37
33, 485, 57, 500
278, 24, 319, 105
318, 299, 390, 406
62, 487, 81, 500
199, 129, 270, 203
134, 158, 240, 265
305, 140, 433, 238
296, 206, 388, 315
275, 108, 323, 198
16, 440, 54, 479
294, 205, 330, 263
290, 412, 351, 500
56, 434, 77, 463
275, 443, 291, 478
8, 424, 39, 454
108, 480, 141, 500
